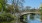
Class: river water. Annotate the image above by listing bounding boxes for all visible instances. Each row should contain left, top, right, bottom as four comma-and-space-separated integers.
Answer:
27, 14, 42, 23
0, 14, 42, 23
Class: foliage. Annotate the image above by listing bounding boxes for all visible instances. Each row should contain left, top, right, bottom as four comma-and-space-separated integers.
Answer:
0, 0, 4, 4
0, 0, 6, 11
12, 0, 24, 12
0, 3, 2, 11
39, 4, 42, 21
30, 13, 35, 20
23, 15, 27, 22
26, 6, 31, 10
39, 4, 42, 12
5, 5, 14, 13
0, 11, 14, 21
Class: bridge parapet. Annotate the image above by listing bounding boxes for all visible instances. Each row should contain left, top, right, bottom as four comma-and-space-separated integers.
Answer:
20, 11, 40, 15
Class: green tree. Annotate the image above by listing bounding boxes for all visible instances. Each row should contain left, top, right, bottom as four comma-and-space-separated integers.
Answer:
39, 3, 42, 21
0, 3, 2, 11
0, 11, 14, 21
12, 0, 24, 13
0, 0, 7, 11
25, 6, 31, 11
5, 4, 14, 14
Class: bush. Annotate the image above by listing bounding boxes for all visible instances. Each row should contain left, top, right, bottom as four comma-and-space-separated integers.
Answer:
0, 12, 14, 22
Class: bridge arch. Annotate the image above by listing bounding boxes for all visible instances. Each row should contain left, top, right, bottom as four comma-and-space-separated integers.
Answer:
19, 12, 41, 23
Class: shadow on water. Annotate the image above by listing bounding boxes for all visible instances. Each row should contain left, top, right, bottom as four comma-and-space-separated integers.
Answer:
20, 13, 42, 23
0, 18, 15, 23
0, 20, 15, 23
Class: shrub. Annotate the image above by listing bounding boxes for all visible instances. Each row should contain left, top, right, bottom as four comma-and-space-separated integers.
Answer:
0, 12, 14, 22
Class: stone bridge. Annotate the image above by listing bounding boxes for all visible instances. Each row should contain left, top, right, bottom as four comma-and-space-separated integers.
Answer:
20, 11, 40, 15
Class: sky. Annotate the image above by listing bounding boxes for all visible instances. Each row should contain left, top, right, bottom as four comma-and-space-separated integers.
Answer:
7, 0, 42, 9
24, 0, 42, 9
7, 0, 12, 4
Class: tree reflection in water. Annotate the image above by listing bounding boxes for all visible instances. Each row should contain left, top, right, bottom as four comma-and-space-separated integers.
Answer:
27, 14, 41, 23
0, 14, 41, 23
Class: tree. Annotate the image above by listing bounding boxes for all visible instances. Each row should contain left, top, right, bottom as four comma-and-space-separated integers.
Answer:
0, 0, 4, 11
5, 4, 14, 14
30, 13, 35, 20
0, 3, 3, 11
12, 0, 24, 13
0, 11, 14, 21
39, 3, 42, 21
30, 7, 36, 12
25, 6, 31, 11
12, 0, 25, 23
0, 0, 7, 11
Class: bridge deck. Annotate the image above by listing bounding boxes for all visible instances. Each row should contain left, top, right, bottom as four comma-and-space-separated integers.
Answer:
20, 12, 40, 15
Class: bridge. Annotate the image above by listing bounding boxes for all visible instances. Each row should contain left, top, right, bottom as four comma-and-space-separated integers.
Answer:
20, 11, 40, 15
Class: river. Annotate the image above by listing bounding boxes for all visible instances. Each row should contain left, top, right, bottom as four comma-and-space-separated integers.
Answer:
0, 14, 42, 23
27, 14, 42, 23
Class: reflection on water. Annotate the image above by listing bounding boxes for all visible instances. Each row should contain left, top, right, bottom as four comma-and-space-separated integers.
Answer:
0, 14, 42, 23
0, 19, 20, 23
0, 20, 15, 23
0, 19, 19, 23
27, 14, 41, 23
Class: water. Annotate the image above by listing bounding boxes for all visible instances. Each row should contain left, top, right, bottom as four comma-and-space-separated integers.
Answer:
0, 20, 16, 23
0, 19, 20, 23
0, 18, 20, 23
27, 14, 41, 23
0, 14, 42, 23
